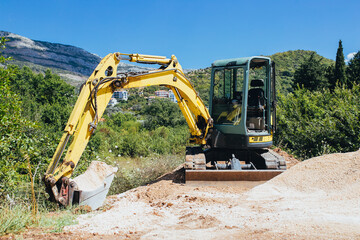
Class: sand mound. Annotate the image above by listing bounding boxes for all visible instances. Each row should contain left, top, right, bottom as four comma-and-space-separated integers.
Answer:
130, 181, 180, 202
247, 149, 360, 201
65, 150, 360, 239
273, 149, 360, 190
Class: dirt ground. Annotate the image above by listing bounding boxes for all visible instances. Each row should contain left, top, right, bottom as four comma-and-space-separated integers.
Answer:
8, 149, 360, 239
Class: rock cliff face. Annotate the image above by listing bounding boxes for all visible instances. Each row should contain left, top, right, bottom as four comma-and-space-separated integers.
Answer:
0, 31, 101, 76
0, 31, 153, 80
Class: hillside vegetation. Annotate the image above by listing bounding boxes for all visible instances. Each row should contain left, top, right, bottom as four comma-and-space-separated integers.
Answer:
271, 50, 334, 93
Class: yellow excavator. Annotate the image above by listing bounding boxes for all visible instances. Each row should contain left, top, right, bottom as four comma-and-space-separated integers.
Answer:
44, 53, 285, 209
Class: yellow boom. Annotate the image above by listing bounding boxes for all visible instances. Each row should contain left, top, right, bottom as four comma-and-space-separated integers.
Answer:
44, 53, 212, 205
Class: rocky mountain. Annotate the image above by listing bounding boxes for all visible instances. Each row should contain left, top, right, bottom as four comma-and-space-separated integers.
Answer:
0, 31, 100, 76
0, 31, 153, 86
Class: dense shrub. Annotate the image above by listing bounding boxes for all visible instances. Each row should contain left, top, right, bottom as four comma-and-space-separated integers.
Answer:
276, 84, 360, 159
141, 98, 186, 130
0, 39, 76, 199
0, 48, 52, 197
88, 116, 189, 158
7, 66, 75, 134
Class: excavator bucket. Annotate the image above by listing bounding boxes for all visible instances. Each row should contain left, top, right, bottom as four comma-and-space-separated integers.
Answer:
68, 161, 118, 210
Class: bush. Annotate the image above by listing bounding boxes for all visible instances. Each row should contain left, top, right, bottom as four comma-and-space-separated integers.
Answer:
7, 66, 75, 133
141, 98, 186, 130
0, 65, 52, 197
276, 84, 360, 159
0, 40, 75, 202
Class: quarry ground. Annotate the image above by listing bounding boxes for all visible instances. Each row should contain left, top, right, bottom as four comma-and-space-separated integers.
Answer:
6, 149, 360, 240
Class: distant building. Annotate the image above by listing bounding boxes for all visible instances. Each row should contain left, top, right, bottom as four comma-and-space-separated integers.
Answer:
154, 90, 169, 98
154, 90, 177, 103
113, 90, 128, 101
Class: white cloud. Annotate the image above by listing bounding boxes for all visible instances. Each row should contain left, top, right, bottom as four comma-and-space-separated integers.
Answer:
345, 52, 356, 63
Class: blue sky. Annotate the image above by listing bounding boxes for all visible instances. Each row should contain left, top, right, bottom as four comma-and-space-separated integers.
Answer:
0, 0, 359, 69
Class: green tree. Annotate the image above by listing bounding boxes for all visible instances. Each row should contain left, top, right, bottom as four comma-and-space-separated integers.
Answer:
0, 38, 53, 196
333, 40, 347, 88
115, 94, 147, 112
106, 112, 136, 129
346, 51, 360, 87
141, 98, 186, 130
270, 50, 334, 94
6, 66, 75, 134
292, 53, 328, 91
325, 64, 335, 89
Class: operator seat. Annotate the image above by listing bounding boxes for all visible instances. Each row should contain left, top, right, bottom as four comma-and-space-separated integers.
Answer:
247, 79, 265, 117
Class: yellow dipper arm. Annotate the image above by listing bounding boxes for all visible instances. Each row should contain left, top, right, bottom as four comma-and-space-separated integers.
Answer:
44, 52, 212, 196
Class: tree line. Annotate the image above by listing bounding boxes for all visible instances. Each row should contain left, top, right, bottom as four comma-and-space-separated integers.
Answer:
276, 40, 360, 159
292, 40, 360, 91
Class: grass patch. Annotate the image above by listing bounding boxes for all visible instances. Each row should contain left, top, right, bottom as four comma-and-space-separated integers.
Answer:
0, 204, 78, 236
108, 153, 183, 194
37, 209, 78, 233
0, 153, 183, 236
0, 205, 32, 234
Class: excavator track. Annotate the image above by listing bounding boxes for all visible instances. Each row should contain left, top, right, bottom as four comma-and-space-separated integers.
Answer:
185, 147, 206, 170
260, 149, 287, 170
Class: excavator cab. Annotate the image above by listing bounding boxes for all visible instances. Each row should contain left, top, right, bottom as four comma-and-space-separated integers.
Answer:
209, 56, 275, 149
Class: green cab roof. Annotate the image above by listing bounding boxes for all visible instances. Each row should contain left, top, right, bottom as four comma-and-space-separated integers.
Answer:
212, 56, 271, 67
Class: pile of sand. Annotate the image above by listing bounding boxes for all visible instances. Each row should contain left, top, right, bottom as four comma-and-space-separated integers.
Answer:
248, 150, 360, 200
65, 150, 360, 239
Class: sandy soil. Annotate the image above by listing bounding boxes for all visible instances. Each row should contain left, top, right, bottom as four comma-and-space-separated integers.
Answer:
61, 150, 360, 239
9, 150, 360, 239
